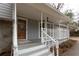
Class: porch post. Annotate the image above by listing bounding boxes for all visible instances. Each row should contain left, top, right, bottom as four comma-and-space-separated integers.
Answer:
56, 22, 61, 56
45, 17, 47, 44
53, 23, 54, 39
52, 23, 55, 55
26, 19, 28, 40
13, 3, 18, 56
67, 24, 70, 40
50, 23, 52, 37
45, 18, 47, 34
41, 12, 43, 44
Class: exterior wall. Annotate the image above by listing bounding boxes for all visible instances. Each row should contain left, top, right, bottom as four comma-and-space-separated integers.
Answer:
27, 19, 69, 42
28, 19, 41, 42
0, 3, 13, 54
0, 20, 12, 53
0, 3, 12, 20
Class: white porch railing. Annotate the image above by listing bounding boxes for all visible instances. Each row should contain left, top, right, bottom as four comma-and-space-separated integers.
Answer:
41, 29, 56, 46
41, 12, 59, 56
40, 12, 69, 56
41, 27, 60, 56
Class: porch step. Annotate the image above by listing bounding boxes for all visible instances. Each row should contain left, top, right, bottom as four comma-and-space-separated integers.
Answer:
18, 45, 53, 56
18, 40, 32, 45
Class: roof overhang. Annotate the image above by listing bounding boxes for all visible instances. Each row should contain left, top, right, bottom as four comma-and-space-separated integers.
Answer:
16, 3, 70, 24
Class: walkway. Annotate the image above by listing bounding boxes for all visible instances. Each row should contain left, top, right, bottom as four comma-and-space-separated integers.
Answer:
62, 37, 79, 56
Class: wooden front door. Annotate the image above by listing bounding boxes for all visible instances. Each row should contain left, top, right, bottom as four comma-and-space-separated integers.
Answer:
18, 20, 26, 41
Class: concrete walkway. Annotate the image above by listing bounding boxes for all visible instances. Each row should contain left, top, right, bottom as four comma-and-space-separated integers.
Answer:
62, 37, 79, 56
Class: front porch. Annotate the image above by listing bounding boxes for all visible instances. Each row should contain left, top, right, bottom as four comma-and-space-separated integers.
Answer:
17, 17, 51, 56
13, 3, 70, 56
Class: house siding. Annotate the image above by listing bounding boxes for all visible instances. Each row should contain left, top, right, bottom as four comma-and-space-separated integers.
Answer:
0, 3, 13, 19
28, 19, 40, 42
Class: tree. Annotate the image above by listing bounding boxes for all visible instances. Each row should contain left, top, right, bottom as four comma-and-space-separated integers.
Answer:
64, 9, 74, 19
52, 3, 64, 11
64, 9, 78, 31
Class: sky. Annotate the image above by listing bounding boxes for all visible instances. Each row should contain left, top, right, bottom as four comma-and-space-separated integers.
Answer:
61, 3, 79, 22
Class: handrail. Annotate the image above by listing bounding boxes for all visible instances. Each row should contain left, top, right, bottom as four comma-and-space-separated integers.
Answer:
41, 29, 59, 56
42, 30, 56, 43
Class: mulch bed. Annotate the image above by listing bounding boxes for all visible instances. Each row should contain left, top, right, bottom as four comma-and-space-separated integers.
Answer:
50, 39, 77, 56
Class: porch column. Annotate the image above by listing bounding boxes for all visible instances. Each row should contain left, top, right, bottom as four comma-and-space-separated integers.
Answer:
45, 17, 47, 34
45, 17, 48, 44
26, 19, 28, 40
53, 23, 54, 39
56, 22, 61, 56
41, 12, 43, 43
52, 23, 55, 55
67, 24, 70, 40
50, 23, 52, 37
13, 3, 18, 56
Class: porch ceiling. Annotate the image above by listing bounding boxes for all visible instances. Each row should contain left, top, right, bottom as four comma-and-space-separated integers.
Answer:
16, 3, 70, 24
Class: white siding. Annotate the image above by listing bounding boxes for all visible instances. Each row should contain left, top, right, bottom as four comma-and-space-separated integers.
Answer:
0, 3, 13, 19
28, 19, 41, 42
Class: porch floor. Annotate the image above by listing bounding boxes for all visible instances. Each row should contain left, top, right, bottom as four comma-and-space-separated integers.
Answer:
18, 41, 52, 56
62, 37, 79, 56
18, 42, 41, 50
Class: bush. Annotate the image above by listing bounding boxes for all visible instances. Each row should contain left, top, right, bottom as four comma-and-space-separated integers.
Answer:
50, 39, 77, 55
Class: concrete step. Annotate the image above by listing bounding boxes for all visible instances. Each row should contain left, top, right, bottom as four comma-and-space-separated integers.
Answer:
29, 49, 50, 56
18, 40, 32, 45
18, 45, 53, 56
